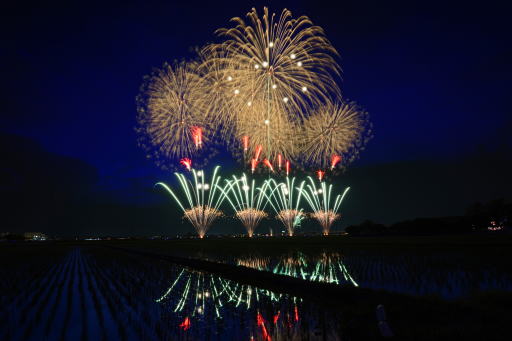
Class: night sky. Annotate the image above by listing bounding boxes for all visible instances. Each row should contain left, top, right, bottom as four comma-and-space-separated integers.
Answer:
2, 0, 511, 236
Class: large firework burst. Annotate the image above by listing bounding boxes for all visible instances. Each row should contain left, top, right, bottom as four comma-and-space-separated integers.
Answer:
299, 100, 372, 170
136, 62, 212, 170
203, 7, 340, 164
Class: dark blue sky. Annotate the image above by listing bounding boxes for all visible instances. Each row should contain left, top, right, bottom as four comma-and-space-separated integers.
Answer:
1, 0, 511, 233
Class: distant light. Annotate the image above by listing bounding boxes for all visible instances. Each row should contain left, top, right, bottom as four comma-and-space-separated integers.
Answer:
242, 185, 250, 191
234, 89, 240, 95
204, 291, 210, 298
269, 42, 274, 47
227, 76, 233, 81
272, 84, 277, 89
283, 97, 289, 103
203, 183, 210, 190
318, 189, 323, 194
297, 61, 302, 67
290, 53, 296, 59
254, 64, 260, 69
247, 101, 252, 106
264, 119, 270, 125
302, 86, 308, 92
197, 184, 203, 189
262, 61, 268, 67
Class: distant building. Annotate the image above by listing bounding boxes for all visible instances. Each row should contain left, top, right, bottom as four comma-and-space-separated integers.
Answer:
23, 232, 48, 241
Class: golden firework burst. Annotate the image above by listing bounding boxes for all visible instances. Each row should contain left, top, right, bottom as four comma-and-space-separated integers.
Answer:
232, 98, 299, 162
201, 7, 341, 166
299, 100, 372, 170
136, 61, 212, 170
212, 7, 340, 116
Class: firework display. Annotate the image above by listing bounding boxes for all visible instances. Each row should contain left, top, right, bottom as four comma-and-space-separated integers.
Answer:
300, 177, 350, 235
156, 167, 226, 238
140, 7, 371, 236
138, 7, 371, 173
299, 100, 372, 170
221, 174, 269, 237
263, 177, 306, 236
236, 252, 359, 286
137, 62, 214, 170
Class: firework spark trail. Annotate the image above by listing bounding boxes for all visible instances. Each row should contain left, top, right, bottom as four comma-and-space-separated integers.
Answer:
156, 166, 227, 238
300, 176, 350, 235
221, 174, 269, 237
330, 155, 342, 170
180, 158, 192, 170
263, 177, 305, 236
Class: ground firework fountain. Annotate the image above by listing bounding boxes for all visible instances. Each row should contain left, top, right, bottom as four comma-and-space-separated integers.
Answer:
301, 176, 350, 235
221, 174, 269, 237
263, 177, 305, 236
156, 166, 227, 238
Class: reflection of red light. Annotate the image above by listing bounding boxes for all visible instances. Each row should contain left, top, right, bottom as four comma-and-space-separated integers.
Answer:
263, 159, 274, 172
243, 136, 249, 152
179, 317, 191, 331
316, 170, 325, 181
257, 312, 272, 341
273, 311, 281, 324
191, 126, 203, 148
294, 305, 299, 321
277, 154, 282, 169
180, 158, 192, 171
255, 145, 263, 160
285, 160, 290, 176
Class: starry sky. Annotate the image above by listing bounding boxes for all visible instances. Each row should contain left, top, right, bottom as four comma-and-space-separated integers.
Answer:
2, 0, 511, 236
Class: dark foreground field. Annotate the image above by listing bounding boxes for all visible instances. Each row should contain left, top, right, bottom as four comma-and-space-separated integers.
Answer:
2, 235, 512, 340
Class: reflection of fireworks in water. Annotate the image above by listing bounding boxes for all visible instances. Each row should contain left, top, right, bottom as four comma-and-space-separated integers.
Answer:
136, 62, 213, 170
299, 100, 372, 170
237, 252, 359, 286
237, 256, 271, 270
301, 176, 350, 235
156, 268, 305, 339
222, 174, 269, 237
263, 177, 305, 236
156, 166, 226, 238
